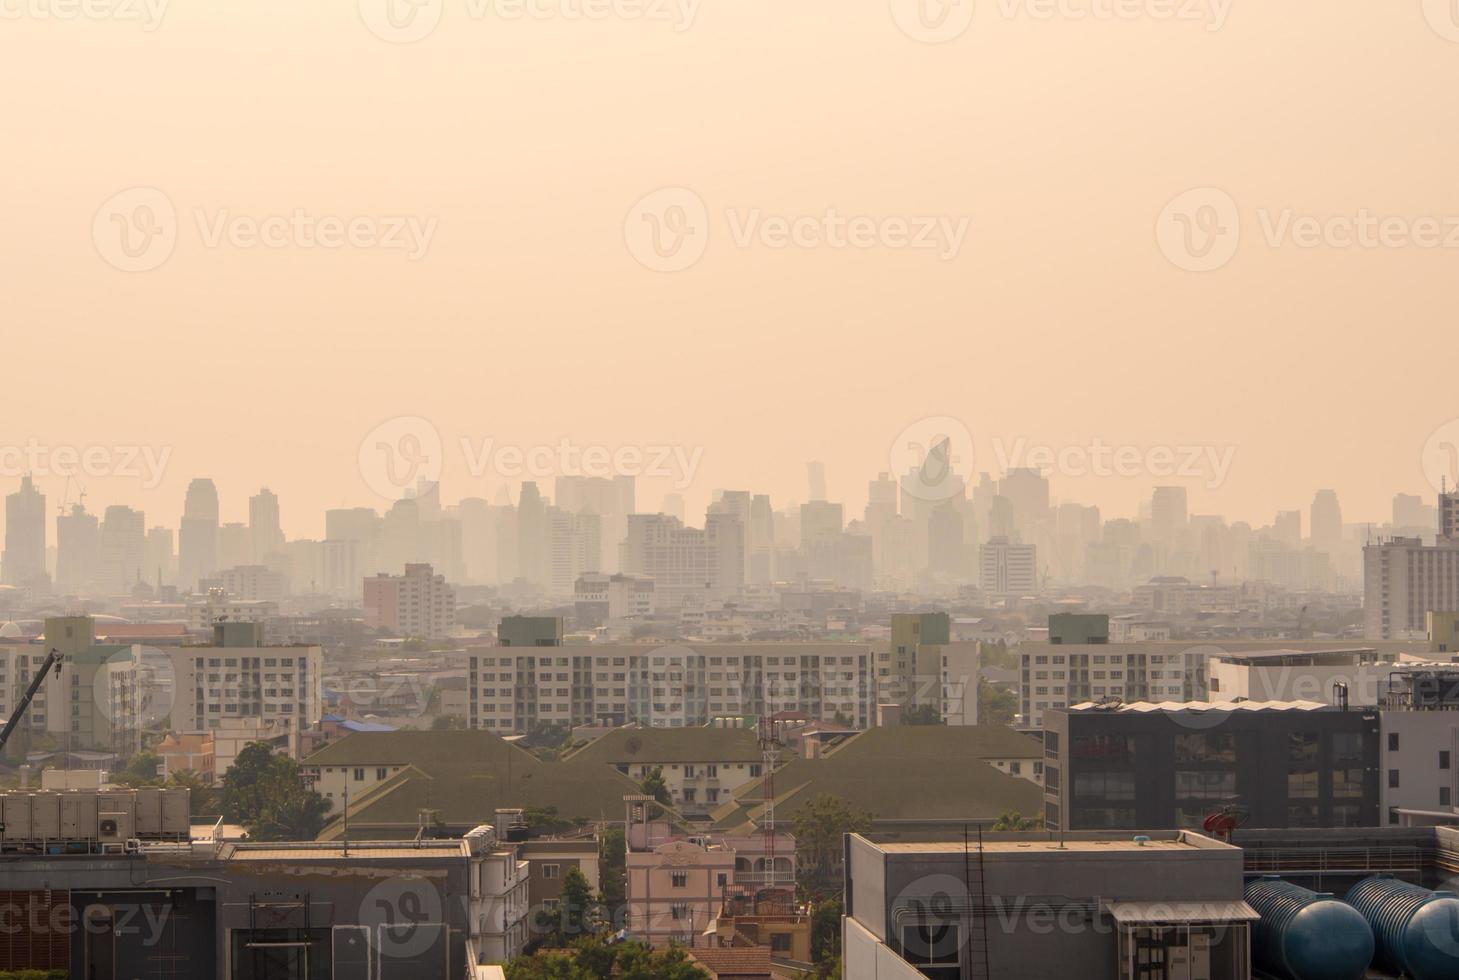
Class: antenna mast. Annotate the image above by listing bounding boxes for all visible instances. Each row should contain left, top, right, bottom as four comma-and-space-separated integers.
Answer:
758, 714, 782, 892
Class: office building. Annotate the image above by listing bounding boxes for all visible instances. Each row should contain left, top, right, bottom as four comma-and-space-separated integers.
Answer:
621, 513, 744, 613
167, 621, 323, 731
1042, 700, 1381, 832
979, 536, 1036, 596
2, 474, 46, 586
54, 503, 99, 594
844, 831, 1256, 980
1364, 534, 1459, 639
178, 477, 220, 589
96, 504, 146, 594
248, 486, 284, 562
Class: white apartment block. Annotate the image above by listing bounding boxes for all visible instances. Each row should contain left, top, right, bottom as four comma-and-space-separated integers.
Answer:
465, 642, 876, 735
1364, 536, 1459, 640
168, 643, 323, 731
575, 572, 655, 621
621, 514, 743, 613
363, 562, 456, 638
0, 642, 143, 755
1019, 641, 1207, 729
186, 591, 280, 630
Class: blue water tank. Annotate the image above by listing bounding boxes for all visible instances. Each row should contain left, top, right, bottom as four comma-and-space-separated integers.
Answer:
1345, 875, 1459, 980
1245, 877, 1374, 980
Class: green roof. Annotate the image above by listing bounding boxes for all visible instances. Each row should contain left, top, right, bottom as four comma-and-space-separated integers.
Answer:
709, 726, 1044, 832
563, 726, 765, 765
308, 731, 647, 840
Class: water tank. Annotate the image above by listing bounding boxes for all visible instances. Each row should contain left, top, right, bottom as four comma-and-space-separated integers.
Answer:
1245, 877, 1374, 980
1346, 875, 1459, 980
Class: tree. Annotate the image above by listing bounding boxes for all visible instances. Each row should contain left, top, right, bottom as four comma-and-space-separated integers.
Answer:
534, 867, 601, 948
640, 766, 671, 806
810, 895, 843, 965
599, 825, 626, 920
220, 742, 330, 841
114, 750, 164, 787
791, 794, 873, 885
507, 937, 709, 980
900, 705, 943, 726
978, 680, 1018, 728
991, 810, 1042, 831
431, 714, 465, 731
165, 770, 216, 817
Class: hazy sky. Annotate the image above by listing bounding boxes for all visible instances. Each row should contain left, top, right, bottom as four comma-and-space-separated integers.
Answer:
4, 2, 1459, 539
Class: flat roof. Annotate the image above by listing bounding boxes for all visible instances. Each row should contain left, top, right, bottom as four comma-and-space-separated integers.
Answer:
1106, 901, 1258, 924
872, 839, 1197, 853
1066, 699, 1330, 713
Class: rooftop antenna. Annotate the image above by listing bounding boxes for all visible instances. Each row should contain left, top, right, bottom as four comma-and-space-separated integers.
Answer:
757, 714, 783, 892
342, 782, 349, 857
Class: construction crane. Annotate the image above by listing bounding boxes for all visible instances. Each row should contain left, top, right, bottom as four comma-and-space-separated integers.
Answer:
0, 648, 62, 758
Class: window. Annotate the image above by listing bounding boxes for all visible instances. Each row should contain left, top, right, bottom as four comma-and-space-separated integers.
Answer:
1443, 751, 1452, 771
1176, 770, 1236, 800
717, 873, 728, 888
542, 864, 561, 880
901, 924, 960, 968
771, 934, 792, 953
1389, 733, 1401, 752
670, 903, 689, 921
1389, 770, 1401, 789
1175, 732, 1238, 764
1442, 787, 1453, 807
353, 768, 364, 781
671, 872, 688, 888
376, 768, 387, 780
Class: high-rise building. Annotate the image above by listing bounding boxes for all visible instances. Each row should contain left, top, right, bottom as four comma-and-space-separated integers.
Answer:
800, 500, 843, 581
97, 505, 146, 594
55, 503, 99, 594
248, 487, 284, 563
178, 478, 220, 590
1310, 489, 1343, 554
2, 475, 47, 587
516, 481, 549, 589
1273, 509, 1303, 549
363, 563, 457, 639
1149, 486, 1188, 544
979, 535, 1037, 596
621, 513, 742, 612
555, 475, 634, 573
1364, 532, 1459, 640
144, 526, 175, 587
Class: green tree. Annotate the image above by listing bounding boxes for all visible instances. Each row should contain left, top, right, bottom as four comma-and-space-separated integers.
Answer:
791, 794, 873, 885
431, 714, 465, 731
507, 937, 709, 980
114, 750, 164, 787
165, 769, 216, 817
810, 896, 843, 965
900, 705, 943, 726
599, 826, 627, 920
978, 680, 1018, 728
991, 809, 1042, 831
535, 866, 601, 948
640, 766, 671, 806
220, 742, 330, 841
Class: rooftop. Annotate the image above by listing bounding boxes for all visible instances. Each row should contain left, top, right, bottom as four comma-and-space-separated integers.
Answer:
563, 725, 764, 764
1066, 699, 1332, 713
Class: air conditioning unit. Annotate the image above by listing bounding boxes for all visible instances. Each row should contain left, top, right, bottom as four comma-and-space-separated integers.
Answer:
98, 811, 134, 844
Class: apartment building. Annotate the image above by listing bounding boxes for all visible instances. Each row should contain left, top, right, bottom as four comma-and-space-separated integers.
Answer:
363, 562, 456, 638
0, 617, 145, 757
465, 642, 876, 734
167, 622, 323, 732
1364, 536, 1459, 639
1376, 669, 1459, 825
621, 514, 744, 613
1019, 641, 1208, 729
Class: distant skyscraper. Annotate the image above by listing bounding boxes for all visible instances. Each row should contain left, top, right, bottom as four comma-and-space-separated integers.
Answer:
1310, 489, 1343, 554
145, 526, 175, 587
97, 505, 146, 594
517, 482, 549, 589
55, 503, 99, 594
249, 487, 284, 562
807, 461, 827, 502
2, 475, 47, 586
1273, 510, 1303, 549
980, 536, 1037, 595
1149, 486, 1188, 544
178, 478, 219, 590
